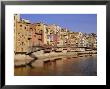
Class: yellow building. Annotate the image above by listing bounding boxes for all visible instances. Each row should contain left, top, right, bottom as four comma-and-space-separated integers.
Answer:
60, 28, 68, 46
68, 32, 77, 47
16, 21, 31, 53
14, 14, 20, 53
34, 23, 47, 46
14, 14, 32, 53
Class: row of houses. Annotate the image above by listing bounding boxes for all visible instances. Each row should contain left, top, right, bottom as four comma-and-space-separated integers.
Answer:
14, 14, 97, 54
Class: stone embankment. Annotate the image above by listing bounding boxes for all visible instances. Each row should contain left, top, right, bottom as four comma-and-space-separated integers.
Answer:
14, 50, 97, 67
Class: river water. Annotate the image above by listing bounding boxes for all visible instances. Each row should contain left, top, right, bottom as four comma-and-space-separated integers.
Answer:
14, 55, 97, 76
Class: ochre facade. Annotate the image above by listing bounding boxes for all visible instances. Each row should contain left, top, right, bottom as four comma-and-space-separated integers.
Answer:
14, 14, 97, 53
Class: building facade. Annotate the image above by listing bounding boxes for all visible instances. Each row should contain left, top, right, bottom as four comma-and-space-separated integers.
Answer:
14, 14, 97, 54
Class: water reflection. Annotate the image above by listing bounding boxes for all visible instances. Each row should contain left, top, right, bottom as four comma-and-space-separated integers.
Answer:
14, 55, 97, 76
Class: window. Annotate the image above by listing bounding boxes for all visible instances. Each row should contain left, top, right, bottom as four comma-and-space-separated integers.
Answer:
20, 25, 22, 27
37, 25, 41, 26
37, 23, 41, 26
22, 42, 24, 45
25, 27, 26, 29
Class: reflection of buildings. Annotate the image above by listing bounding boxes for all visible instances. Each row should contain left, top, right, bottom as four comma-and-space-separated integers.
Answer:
14, 14, 97, 54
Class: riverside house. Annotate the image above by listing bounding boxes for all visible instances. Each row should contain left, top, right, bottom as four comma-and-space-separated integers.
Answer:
14, 14, 97, 54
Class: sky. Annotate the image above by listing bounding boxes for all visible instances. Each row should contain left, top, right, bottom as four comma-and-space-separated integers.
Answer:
20, 14, 97, 34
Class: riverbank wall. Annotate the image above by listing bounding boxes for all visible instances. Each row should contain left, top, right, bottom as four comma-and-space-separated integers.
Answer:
14, 50, 97, 67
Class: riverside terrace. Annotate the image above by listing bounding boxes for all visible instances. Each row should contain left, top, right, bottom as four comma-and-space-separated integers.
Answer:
14, 44, 97, 55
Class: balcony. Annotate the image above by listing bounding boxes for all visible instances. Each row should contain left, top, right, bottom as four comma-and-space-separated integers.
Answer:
35, 30, 42, 35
